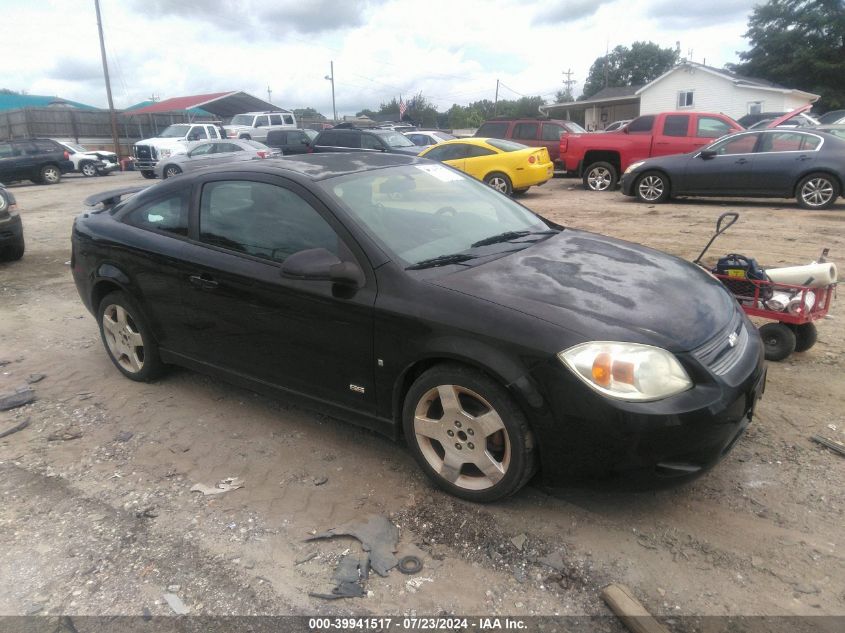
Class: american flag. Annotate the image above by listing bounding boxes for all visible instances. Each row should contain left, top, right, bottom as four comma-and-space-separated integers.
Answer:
398, 96, 407, 120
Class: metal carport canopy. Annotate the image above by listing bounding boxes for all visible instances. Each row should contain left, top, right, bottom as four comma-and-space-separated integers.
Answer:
125, 91, 287, 118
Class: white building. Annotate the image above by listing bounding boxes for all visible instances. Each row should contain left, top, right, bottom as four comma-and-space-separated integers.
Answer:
637, 62, 819, 120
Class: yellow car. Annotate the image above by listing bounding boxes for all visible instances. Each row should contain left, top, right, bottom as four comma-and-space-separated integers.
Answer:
419, 137, 553, 195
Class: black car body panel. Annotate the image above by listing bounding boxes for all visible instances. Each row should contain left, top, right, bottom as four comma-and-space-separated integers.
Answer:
312, 129, 421, 156
0, 138, 73, 184
72, 154, 765, 487
621, 129, 845, 200
0, 185, 23, 247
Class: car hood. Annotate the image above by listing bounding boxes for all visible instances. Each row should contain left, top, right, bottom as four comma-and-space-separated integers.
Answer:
430, 230, 735, 352
137, 138, 188, 148
388, 146, 424, 156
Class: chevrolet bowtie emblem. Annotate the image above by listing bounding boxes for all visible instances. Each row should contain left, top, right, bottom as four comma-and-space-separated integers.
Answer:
728, 332, 738, 347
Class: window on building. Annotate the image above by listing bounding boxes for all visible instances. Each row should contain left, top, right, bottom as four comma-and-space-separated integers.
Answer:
677, 90, 694, 108
748, 101, 763, 115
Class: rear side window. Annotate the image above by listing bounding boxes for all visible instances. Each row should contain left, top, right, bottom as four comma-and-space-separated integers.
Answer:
627, 116, 655, 133
254, 116, 270, 127
541, 124, 564, 141
466, 145, 495, 158
199, 180, 338, 262
361, 134, 384, 150
662, 115, 690, 137
283, 115, 294, 125
125, 190, 189, 236
425, 144, 468, 161
513, 122, 539, 140
336, 133, 361, 149
34, 140, 61, 153
486, 139, 526, 152
475, 122, 509, 138
697, 116, 733, 139
266, 131, 287, 146
316, 131, 336, 146
269, 114, 283, 125
0, 143, 13, 158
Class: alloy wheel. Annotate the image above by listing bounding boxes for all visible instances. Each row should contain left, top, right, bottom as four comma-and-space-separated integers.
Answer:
101, 304, 145, 373
165, 166, 181, 178
81, 162, 98, 177
638, 175, 664, 201
800, 177, 834, 208
413, 384, 511, 491
587, 166, 612, 191
42, 167, 60, 184
487, 177, 509, 193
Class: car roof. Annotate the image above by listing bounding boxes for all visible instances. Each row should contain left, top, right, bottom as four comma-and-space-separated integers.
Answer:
192, 152, 426, 182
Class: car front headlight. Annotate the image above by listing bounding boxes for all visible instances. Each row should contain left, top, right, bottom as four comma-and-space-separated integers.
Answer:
624, 161, 645, 175
558, 342, 692, 402
159, 149, 172, 158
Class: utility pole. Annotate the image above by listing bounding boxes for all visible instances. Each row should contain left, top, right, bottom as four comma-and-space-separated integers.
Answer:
562, 68, 575, 101
325, 61, 337, 122
493, 79, 499, 116
94, 0, 121, 158
267, 86, 272, 105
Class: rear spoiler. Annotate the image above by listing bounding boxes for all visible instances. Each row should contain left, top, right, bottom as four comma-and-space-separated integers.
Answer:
84, 185, 150, 208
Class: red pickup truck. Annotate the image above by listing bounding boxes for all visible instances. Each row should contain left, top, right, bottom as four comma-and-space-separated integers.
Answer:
560, 112, 743, 191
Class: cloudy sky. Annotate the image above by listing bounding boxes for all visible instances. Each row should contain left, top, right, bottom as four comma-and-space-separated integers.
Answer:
0, 0, 759, 115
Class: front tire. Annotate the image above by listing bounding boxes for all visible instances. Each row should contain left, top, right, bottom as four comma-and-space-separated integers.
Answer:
796, 173, 839, 210
80, 161, 98, 177
40, 165, 61, 185
484, 172, 513, 196
1, 236, 24, 262
163, 165, 182, 179
97, 291, 165, 382
759, 322, 796, 361
140, 170, 156, 179
634, 171, 670, 203
582, 161, 617, 191
402, 364, 536, 502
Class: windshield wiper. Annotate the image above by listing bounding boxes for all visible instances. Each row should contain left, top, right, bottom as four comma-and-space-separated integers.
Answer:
406, 253, 477, 270
471, 229, 558, 248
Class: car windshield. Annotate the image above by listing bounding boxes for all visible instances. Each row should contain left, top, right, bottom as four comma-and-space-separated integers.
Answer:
230, 115, 253, 126
323, 164, 556, 266
486, 138, 528, 152
377, 132, 415, 147
159, 125, 192, 138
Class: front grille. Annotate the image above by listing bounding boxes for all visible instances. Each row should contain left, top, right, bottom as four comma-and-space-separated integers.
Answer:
692, 309, 748, 376
134, 144, 152, 160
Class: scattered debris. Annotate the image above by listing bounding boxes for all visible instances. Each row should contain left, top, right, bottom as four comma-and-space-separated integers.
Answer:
534, 550, 567, 572
406, 576, 433, 590
162, 592, 189, 615
309, 554, 368, 600
510, 533, 527, 551
190, 476, 244, 496
314, 476, 328, 486
47, 427, 83, 442
135, 506, 158, 519
115, 431, 134, 443
26, 373, 46, 384
167, 584, 181, 593
601, 583, 670, 633
398, 555, 423, 575
169, 443, 190, 454
811, 434, 845, 457
306, 515, 399, 576
0, 386, 35, 411
142, 607, 152, 621
0, 417, 30, 439
295, 552, 318, 565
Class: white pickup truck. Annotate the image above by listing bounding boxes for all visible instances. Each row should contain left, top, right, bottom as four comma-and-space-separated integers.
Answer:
132, 122, 225, 179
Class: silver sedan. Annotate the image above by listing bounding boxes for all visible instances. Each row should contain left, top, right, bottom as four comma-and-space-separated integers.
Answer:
154, 139, 279, 179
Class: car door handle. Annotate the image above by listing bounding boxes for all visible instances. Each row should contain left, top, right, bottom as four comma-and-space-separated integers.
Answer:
735, 158, 749, 165
189, 274, 218, 290
796, 154, 812, 161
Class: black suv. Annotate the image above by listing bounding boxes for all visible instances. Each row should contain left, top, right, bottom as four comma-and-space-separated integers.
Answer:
0, 138, 74, 185
265, 129, 314, 155
312, 128, 421, 156
0, 184, 24, 261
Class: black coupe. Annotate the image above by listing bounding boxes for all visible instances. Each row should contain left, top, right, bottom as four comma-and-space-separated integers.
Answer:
621, 129, 844, 209
72, 154, 765, 501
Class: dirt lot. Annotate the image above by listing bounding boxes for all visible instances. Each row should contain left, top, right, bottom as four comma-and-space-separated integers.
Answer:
0, 171, 843, 623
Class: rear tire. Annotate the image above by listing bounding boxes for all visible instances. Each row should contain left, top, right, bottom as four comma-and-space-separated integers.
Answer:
796, 173, 839, 210
759, 322, 796, 361
97, 291, 165, 382
634, 171, 670, 203
484, 172, 513, 196
1, 236, 24, 262
402, 363, 537, 502
40, 165, 61, 185
791, 322, 818, 353
582, 161, 617, 191
140, 170, 156, 179
163, 165, 182, 179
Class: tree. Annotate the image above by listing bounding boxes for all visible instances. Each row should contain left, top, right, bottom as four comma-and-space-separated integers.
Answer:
729, 0, 845, 111
292, 107, 324, 119
581, 41, 679, 100
555, 88, 574, 103
355, 108, 378, 118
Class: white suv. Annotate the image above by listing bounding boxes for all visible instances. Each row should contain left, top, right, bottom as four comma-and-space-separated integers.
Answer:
224, 111, 297, 141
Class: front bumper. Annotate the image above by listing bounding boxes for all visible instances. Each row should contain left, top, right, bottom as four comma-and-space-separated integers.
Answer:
620, 172, 637, 196
528, 316, 766, 488
97, 161, 120, 174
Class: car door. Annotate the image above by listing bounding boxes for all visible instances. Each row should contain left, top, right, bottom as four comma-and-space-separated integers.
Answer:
680, 133, 759, 194
748, 131, 822, 195
423, 143, 469, 172
0, 141, 19, 181
540, 122, 565, 161
252, 115, 271, 140
13, 141, 40, 180
651, 114, 692, 158
511, 122, 539, 149
285, 130, 311, 155
182, 143, 220, 171
460, 145, 500, 181
177, 175, 377, 411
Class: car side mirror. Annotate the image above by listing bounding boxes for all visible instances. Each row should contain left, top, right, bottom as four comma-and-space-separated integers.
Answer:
700, 149, 717, 159
281, 248, 364, 287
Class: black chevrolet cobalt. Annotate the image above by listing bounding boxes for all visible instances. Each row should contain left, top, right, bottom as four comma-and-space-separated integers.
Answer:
72, 154, 765, 501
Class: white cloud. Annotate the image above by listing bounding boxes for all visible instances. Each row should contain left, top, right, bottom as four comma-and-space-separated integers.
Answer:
0, 0, 756, 115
